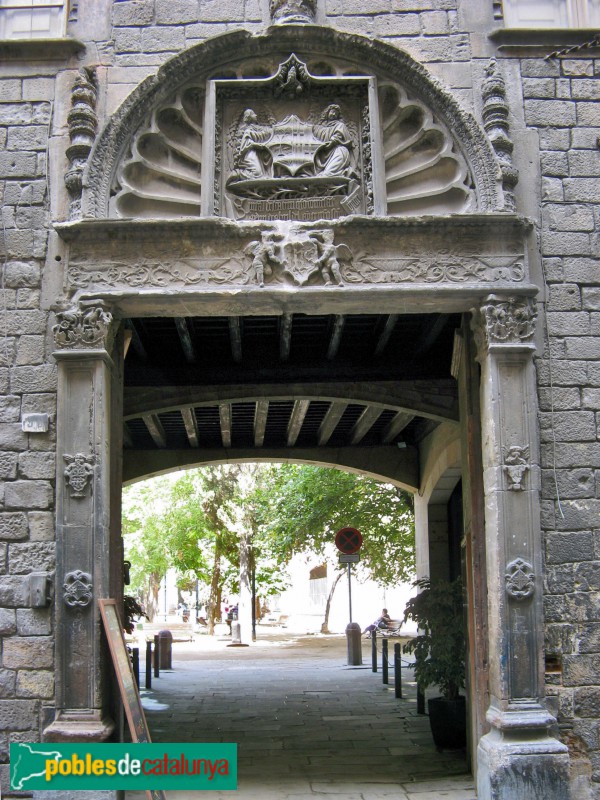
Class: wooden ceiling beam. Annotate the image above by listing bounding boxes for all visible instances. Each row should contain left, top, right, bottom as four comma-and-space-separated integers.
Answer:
326, 315, 345, 360
174, 318, 196, 364
142, 414, 167, 448
374, 314, 399, 356
381, 411, 414, 444
280, 313, 293, 362
181, 407, 200, 448
287, 399, 310, 447
219, 403, 232, 448
317, 401, 347, 446
254, 399, 269, 447
228, 317, 242, 363
349, 406, 384, 445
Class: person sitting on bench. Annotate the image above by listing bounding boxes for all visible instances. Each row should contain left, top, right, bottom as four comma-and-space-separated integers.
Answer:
363, 608, 392, 636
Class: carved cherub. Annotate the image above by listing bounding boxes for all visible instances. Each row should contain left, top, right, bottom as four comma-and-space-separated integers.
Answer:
244, 233, 284, 287
309, 229, 351, 286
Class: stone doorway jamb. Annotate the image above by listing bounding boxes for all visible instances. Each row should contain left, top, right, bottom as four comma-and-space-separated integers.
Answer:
473, 293, 569, 800
43, 302, 118, 748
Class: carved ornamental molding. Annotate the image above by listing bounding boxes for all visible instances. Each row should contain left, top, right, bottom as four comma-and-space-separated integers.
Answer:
53, 306, 114, 350
63, 570, 93, 608
482, 59, 518, 212
505, 558, 535, 601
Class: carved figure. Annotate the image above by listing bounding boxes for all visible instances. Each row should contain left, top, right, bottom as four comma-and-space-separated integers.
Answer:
309, 230, 345, 286
244, 233, 283, 286
53, 305, 113, 349
504, 445, 530, 491
232, 109, 273, 181
313, 104, 354, 177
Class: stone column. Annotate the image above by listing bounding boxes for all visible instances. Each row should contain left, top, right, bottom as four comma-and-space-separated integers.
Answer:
44, 304, 117, 744
473, 295, 569, 800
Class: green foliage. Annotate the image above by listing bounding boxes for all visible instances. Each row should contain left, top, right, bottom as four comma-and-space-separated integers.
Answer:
402, 577, 465, 700
252, 464, 415, 585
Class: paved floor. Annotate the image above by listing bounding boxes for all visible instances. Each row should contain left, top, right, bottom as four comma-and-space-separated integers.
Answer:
126, 631, 476, 800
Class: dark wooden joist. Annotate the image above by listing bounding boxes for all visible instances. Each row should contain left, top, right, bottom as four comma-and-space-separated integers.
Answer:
142, 414, 167, 448
317, 401, 347, 446
229, 317, 242, 363
181, 407, 200, 448
219, 402, 232, 448
254, 399, 269, 447
349, 406, 384, 445
174, 318, 196, 364
287, 399, 310, 447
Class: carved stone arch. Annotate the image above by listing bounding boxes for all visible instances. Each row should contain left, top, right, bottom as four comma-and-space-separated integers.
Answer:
83, 26, 502, 220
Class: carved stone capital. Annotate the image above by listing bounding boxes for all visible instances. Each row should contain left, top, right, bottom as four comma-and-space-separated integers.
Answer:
474, 295, 537, 354
505, 558, 535, 600
63, 570, 93, 608
64, 452, 95, 497
53, 305, 114, 351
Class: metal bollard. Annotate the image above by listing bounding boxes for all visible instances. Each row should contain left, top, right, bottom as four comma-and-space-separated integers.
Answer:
371, 629, 377, 672
132, 647, 140, 688
394, 643, 402, 698
153, 634, 160, 678
145, 640, 152, 689
417, 684, 426, 714
382, 638, 389, 685
346, 622, 362, 666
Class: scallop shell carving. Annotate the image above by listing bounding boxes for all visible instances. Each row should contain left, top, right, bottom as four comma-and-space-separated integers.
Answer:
111, 86, 204, 219
379, 83, 474, 216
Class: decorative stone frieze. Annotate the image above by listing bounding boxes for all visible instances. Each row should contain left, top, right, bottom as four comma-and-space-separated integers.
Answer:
63, 570, 93, 608
65, 68, 98, 220
53, 306, 113, 350
270, 0, 317, 25
505, 558, 535, 600
503, 445, 530, 490
482, 60, 518, 212
63, 453, 95, 497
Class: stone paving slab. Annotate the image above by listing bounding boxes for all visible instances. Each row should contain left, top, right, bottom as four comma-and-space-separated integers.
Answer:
125, 632, 476, 800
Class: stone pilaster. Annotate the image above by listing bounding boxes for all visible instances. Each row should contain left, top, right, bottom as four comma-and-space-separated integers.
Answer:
43, 305, 117, 744
473, 295, 569, 800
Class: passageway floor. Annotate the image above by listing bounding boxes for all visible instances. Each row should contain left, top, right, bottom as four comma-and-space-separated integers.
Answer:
125, 631, 476, 800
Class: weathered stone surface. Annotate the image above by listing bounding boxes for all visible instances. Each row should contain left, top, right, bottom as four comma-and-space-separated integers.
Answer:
10, 365, 57, 394
0, 608, 16, 635
16, 609, 52, 636
2, 637, 53, 669
28, 511, 54, 541
0, 698, 39, 730
0, 670, 17, 699
545, 532, 594, 564
0, 396, 21, 423
563, 654, 600, 687
9, 543, 55, 574
4, 480, 53, 510
16, 669, 54, 699
0, 512, 28, 541
18, 451, 55, 480
0, 576, 30, 607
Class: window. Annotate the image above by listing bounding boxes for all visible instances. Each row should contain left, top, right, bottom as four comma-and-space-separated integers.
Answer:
0, 0, 66, 39
502, 0, 600, 26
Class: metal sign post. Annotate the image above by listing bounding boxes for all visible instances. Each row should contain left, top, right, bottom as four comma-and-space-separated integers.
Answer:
335, 529, 363, 666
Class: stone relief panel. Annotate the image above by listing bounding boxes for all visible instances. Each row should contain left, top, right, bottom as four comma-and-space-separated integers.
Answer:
63, 453, 95, 498
504, 445, 530, 491
214, 56, 371, 221
505, 558, 535, 601
53, 306, 114, 350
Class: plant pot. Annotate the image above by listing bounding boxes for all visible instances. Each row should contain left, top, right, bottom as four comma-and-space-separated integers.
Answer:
427, 695, 466, 750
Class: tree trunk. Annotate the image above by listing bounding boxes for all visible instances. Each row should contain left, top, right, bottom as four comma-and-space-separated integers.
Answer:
207, 546, 221, 635
321, 570, 343, 634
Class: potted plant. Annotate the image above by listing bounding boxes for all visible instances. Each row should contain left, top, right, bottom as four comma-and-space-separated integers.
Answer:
402, 577, 466, 750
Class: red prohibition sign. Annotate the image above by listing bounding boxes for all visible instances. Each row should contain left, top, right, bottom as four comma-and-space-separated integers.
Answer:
335, 527, 363, 555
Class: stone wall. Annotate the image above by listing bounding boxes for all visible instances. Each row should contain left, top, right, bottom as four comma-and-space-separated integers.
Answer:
0, 0, 598, 796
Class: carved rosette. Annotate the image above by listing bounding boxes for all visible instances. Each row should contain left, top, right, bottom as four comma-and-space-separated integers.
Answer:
270, 0, 316, 24
63, 570, 93, 608
475, 295, 537, 353
64, 453, 95, 497
53, 306, 114, 351
504, 445, 530, 491
505, 558, 535, 600
65, 68, 98, 219
482, 60, 518, 212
